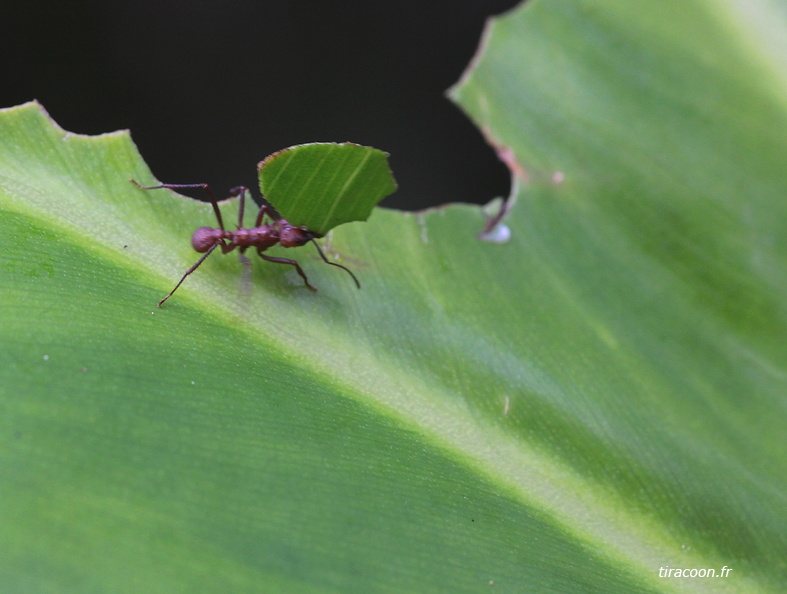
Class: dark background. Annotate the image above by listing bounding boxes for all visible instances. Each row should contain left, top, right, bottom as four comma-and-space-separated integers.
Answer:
3, 1, 519, 210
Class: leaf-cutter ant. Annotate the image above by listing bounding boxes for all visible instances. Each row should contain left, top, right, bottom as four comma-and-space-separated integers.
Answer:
131, 181, 360, 307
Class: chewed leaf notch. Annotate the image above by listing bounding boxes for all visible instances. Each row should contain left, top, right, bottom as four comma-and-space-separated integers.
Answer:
258, 142, 397, 235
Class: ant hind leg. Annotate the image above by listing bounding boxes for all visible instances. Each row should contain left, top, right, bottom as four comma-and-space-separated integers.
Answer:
158, 243, 220, 307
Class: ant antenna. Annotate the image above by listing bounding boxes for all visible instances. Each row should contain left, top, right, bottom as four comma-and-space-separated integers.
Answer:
309, 238, 361, 289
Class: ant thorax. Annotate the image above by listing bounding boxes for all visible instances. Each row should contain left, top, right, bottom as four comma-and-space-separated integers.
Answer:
230, 225, 278, 250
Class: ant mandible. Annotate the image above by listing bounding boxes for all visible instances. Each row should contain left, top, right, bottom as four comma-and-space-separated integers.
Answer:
131, 180, 360, 307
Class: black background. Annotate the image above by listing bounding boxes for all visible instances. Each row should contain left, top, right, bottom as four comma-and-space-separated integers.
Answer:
3, 1, 519, 210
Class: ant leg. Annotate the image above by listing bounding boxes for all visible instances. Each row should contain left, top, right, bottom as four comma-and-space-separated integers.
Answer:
254, 203, 271, 227
130, 180, 227, 231
238, 245, 251, 266
258, 251, 318, 292
238, 246, 252, 273
310, 239, 361, 289
238, 246, 253, 296
228, 186, 249, 228
158, 243, 220, 307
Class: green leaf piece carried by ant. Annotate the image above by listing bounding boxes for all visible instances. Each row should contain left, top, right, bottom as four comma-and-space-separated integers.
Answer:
259, 142, 397, 236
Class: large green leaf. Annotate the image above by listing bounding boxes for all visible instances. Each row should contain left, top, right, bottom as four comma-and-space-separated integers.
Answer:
1, 0, 785, 592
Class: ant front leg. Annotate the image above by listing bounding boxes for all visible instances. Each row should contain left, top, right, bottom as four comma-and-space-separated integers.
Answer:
130, 180, 227, 231
258, 251, 318, 292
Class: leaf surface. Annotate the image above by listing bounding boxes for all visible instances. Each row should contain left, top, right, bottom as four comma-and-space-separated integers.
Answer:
1, 0, 786, 591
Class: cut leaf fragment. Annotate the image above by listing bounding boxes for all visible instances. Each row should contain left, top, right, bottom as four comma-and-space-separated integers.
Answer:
258, 142, 397, 235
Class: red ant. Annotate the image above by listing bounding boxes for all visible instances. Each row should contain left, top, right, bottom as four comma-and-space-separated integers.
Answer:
131, 180, 360, 307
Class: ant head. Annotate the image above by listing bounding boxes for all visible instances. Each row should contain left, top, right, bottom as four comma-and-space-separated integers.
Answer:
191, 226, 222, 253
278, 221, 317, 248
